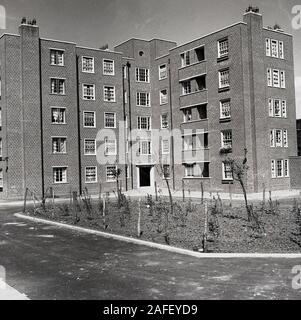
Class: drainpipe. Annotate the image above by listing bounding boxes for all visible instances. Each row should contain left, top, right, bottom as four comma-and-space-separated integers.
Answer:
168, 58, 176, 190
76, 55, 83, 196
127, 62, 134, 190
122, 64, 128, 191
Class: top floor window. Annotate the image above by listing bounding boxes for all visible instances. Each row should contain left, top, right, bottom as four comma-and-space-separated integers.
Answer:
180, 51, 190, 67
103, 59, 114, 75
159, 64, 167, 80
50, 49, 64, 66
266, 38, 284, 59
136, 68, 149, 82
82, 56, 94, 73
218, 38, 229, 58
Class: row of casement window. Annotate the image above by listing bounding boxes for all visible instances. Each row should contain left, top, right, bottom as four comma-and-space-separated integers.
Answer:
51, 137, 170, 156
184, 159, 290, 181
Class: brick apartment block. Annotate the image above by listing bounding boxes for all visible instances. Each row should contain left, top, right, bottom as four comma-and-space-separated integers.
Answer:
0, 7, 300, 199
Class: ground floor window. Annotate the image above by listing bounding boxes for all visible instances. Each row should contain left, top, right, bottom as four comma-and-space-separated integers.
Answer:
184, 163, 209, 178
106, 165, 117, 182
85, 166, 97, 183
222, 162, 233, 181
271, 159, 289, 178
53, 167, 67, 184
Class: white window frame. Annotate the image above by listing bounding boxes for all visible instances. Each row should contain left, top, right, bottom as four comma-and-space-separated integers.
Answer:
185, 164, 194, 177
265, 38, 271, 56
103, 59, 115, 76
82, 56, 95, 73
220, 99, 231, 119
271, 160, 276, 178
104, 139, 117, 156
83, 111, 96, 128
159, 64, 167, 80
82, 84, 95, 100
283, 129, 288, 148
267, 68, 272, 87
280, 70, 286, 88
84, 139, 96, 155
218, 38, 229, 58
135, 67, 150, 83
221, 130, 232, 149
104, 112, 116, 128
279, 41, 284, 59
274, 99, 281, 117
53, 167, 68, 184
139, 140, 152, 155
222, 162, 233, 181
51, 107, 66, 124
268, 98, 274, 117
160, 89, 168, 105
161, 114, 169, 129
284, 159, 289, 177
50, 78, 65, 95
85, 166, 97, 184
271, 39, 279, 58
218, 69, 230, 89
103, 86, 116, 102
136, 92, 150, 107
272, 69, 280, 88
161, 139, 170, 155
270, 129, 275, 147
52, 137, 67, 154
275, 129, 283, 147
181, 51, 190, 67
106, 165, 117, 182
281, 100, 287, 118
50, 49, 64, 66
137, 116, 151, 131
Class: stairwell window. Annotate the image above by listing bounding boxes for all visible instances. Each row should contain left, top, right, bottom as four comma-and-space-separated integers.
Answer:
103, 59, 114, 76
161, 114, 169, 129
104, 112, 116, 128
136, 92, 150, 107
137, 116, 151, 130
275, 129, 282, 147
85, 167, 97, 183
267, 69, 285, 88
104, 86, 116, 102
50, 49, 64, 66
53, 167, 67, 184
162, 139, 170, 155
136, 68, 149, 82
51, 108, 66, 124
82, 84, 95, 100
82, 56, 94, 73
160, 89, 168, 105
105, 139, 117, 156
159, 64, 167, 80
268, 99, 287, 118
221, 130, 232, 149
51, 78, 65, 95
219, 69, 230, 89
139, 140, 152, 155
220, 99, 231, 119
52, 137, 67, 154
218, 38, 229, 58
273, 69, 280, 87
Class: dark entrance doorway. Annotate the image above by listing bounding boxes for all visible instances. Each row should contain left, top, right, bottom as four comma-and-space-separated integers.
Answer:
139, 166, 151, 187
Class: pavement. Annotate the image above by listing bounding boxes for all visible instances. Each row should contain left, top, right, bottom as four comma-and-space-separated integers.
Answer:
0, 203, 301, 300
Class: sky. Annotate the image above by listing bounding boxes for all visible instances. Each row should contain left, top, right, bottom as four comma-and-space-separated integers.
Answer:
1, 0, 301, 117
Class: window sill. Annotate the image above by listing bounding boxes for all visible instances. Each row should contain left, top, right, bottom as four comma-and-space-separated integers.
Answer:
85, 181, 98, 184
52, 123, 67, 125
82, 71, 95, 74
183, 177, 211, 180
222, 180, 233, 184
50, 93, 66, 96
218, 86, 230, 93
219, 117, 231, 123
217, 55, 229, 62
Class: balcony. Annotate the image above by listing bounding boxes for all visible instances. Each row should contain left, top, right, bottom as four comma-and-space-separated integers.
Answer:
180, 89, 208, 108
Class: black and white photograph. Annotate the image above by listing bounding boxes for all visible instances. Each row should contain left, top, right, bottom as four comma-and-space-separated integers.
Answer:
0, 0, 301, 306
